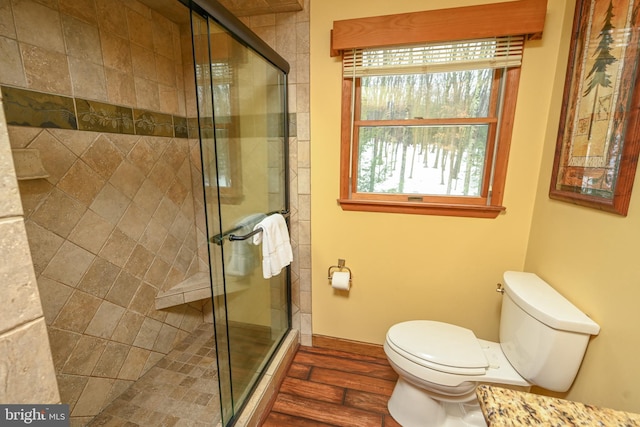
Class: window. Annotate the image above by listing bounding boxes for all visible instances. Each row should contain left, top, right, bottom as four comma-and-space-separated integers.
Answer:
332, 1, 546, 217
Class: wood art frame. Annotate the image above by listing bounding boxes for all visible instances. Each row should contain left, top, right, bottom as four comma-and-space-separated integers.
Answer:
550, 0, 640, 216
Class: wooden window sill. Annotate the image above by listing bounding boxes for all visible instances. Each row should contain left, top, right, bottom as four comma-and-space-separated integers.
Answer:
338, 198, 506, 218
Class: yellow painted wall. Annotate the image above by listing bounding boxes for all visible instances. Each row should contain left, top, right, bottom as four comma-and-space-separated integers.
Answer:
310, 0, 569, 345
524, 0, 640, 413
312, 0, 640, 412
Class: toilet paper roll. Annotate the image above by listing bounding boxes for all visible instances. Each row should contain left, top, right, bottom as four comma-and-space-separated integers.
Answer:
331, 271, 351, 290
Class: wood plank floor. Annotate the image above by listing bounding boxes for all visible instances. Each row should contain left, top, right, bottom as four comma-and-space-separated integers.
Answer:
261, 346, 403, 427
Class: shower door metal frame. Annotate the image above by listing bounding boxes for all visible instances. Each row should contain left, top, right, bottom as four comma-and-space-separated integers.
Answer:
187, 0, 291, 424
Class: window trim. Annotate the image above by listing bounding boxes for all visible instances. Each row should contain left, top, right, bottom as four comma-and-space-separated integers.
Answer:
333, 1, 545, 218
338, 66, 521, 218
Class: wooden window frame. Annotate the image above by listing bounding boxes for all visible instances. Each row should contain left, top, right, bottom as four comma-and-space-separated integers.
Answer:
332, 0, 546, 218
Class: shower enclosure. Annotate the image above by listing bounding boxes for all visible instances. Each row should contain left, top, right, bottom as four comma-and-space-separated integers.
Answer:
189, 1, 291, 424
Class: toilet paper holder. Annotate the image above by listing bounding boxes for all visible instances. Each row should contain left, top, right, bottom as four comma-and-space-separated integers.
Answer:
327, 259, 352, 282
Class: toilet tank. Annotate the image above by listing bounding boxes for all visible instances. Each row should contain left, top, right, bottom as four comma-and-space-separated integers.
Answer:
499, 271, 600, 392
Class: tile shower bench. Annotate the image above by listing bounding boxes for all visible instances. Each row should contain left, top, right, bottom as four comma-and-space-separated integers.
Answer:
154, 272, 249, 309
477, 384, 640, 426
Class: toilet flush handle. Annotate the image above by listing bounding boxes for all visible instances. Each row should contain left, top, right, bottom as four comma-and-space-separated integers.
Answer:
496, 283, 505, 294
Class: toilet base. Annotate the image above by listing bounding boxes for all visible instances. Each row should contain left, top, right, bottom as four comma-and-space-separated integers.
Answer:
388, 377, 487, 427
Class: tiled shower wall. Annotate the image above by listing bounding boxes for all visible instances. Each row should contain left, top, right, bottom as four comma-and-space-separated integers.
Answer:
10, 127, 207, 423
0, 0, 211, 423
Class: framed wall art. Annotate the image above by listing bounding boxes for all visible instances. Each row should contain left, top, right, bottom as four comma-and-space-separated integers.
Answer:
550, 0, 640, 216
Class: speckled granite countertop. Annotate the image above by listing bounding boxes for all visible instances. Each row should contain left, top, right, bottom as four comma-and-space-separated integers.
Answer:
476, 385, 640, 426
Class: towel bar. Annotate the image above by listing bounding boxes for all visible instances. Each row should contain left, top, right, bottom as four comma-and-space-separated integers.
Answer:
210, 210, 290, 245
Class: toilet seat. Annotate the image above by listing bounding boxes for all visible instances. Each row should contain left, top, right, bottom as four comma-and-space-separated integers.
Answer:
386, 321, 488, 375
384, 320, 529, 389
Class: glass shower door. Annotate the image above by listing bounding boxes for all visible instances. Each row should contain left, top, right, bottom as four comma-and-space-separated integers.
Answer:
191, 9, 290, 425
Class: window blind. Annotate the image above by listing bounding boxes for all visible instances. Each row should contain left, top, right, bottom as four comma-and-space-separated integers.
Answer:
343, 36, 524, 78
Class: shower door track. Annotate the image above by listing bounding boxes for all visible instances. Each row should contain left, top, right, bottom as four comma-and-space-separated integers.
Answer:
182, 0, 290, 74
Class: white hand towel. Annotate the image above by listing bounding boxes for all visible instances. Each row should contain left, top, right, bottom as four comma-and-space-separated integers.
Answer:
252, 214, 293, 279
225, 213, 266, 277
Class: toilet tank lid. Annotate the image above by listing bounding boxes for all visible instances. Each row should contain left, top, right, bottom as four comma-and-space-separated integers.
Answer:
503, 271, 600, 335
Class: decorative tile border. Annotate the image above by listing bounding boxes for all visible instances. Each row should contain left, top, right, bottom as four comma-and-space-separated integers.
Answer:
1, 86, 298, 139
1, 86, 77, 130
1, 86, 190, 139
76, 98, 134, 134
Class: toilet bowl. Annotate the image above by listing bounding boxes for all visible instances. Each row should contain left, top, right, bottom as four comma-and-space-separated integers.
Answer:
384, 321, 528, 426
383, 271, 600, 427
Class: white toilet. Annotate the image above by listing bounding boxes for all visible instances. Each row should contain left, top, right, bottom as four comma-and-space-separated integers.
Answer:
384, 271, 600, 427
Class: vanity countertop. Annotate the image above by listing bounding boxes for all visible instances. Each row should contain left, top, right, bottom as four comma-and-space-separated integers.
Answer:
476, 384, 640, 426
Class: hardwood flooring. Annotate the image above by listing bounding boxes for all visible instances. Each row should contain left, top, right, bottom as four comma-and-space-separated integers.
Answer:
261, 345, 402, 427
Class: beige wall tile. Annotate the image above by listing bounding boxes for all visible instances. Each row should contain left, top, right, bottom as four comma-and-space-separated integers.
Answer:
47, 327, 81, 372
134, 77, 160, 111
109, 160, 146, 199
20, 43, 72, 95
0, 318, 60, 403
81, 135, 125, 179
16, 179, 53, 219
125, 244, 154, 279
105, 269, 140, 307
42, 240, 95, 286
52, 290, 102, 333
59, 0, 98, 26
152, 323, 178, 353
128, 139, 157, 176
36, 276, 73, 325
48, 129, 97, 157
159, 84, 179, 115
151, 10, 174, 58
90, 184, 131, 225
155, 54, 175, 87
139, 218, 168, 254
92, 341, 130, 377
179, 305, 203, 333
72, 377, 115, 417
105, 68, 137, 107
144, 257, 171, 287
62, 14, 102, 64
132, 316, 162, 350
13, 0, 65, 53
7, 126, 42, 149
111, 310, 145, 345
118, 346, 150, 380
126, 7, 153, 50
68, 209, 115, 255
131, 44, 157, 82
0, 218, 44, 332
85, 301, 125, 340
95, 0, 128, 39
99, 228, 136, 267
158, 233, 180, 265
118, 203, 151, 241
57, 160, 106, 205
77, 258, 121, 298
68, 57, 107, 100
24, 220, 64, 275
0, 36, 26, 86
62, 335, 107, 375
101, 32, 132, 73
31, 188, 86, 238
0, 1, 16, 38
129, 282, 156, 314
56, 374, 88, 412
27, 130, 76, 185
154, 197, 179, 227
